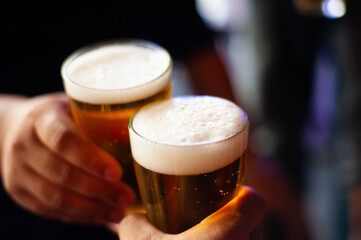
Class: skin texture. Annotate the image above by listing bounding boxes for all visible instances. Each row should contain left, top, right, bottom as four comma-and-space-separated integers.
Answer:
117, 186, 266, 240
0, 93, 135, 225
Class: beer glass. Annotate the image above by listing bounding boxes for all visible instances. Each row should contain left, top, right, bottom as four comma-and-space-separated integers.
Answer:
129, 95, 249, 233
61, 40, 172, 203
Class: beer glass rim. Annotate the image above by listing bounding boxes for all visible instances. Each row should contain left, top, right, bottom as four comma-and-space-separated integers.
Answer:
61, 39, 172, 93
128, 96, 249, 148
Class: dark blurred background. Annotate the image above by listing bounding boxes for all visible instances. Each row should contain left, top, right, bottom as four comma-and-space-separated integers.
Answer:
1, 0, 361, 239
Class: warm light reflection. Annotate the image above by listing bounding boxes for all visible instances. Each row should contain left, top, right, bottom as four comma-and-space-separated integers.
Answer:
322, 0, 346, 19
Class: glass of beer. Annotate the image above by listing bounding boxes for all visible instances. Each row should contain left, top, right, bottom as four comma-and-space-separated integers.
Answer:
61, 40, 172, 203
129, 95, 249, 233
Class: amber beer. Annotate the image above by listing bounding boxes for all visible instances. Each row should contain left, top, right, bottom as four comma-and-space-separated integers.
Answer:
61, 41, 172, 201
129, 96, 249, 233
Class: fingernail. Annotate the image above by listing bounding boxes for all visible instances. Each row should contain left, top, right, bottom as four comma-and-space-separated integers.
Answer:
109, 209, 124, 223
104, 166, 120, 181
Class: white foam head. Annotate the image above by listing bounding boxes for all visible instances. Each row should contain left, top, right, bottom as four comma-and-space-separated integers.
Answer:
61, 41, 172, 104
129, 96, 249, 175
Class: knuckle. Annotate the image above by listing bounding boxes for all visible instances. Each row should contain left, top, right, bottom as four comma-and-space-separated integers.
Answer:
7, 139, 28, 162
37, 182, 67, 209
57, 165, 76, 186
52, 127, 74, 153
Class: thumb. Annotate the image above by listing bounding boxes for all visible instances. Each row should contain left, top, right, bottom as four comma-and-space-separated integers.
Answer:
180, 186, 267, 240
118, 187, 266, 240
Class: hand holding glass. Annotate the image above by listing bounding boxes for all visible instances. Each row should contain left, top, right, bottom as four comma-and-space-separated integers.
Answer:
61, 40, 172, 203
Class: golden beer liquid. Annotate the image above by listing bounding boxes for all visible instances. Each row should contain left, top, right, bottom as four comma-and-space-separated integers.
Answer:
69, 82, 171, 200
134, 153, 246, 234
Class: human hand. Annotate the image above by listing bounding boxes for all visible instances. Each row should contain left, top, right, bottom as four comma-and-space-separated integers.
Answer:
0, 93, 135, 225
117, 186, 266, 240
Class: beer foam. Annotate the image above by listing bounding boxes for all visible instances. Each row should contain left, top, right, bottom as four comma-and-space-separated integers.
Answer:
62, 43, 171, 104
129, 96, 249, 175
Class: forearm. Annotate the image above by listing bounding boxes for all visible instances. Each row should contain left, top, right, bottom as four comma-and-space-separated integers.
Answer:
0, 94, 28, 177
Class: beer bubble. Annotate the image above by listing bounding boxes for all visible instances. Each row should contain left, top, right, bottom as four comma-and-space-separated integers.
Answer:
130, 96, 249, 175
62, 43, 171, 104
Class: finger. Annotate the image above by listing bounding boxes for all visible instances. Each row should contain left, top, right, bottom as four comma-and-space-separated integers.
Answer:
118, 213, 172, 240
9, 187, 105, 225
25, 135, 135, 207
34, 100, 122, 181
195, 186, 267, 238
20, 165, 126, 223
